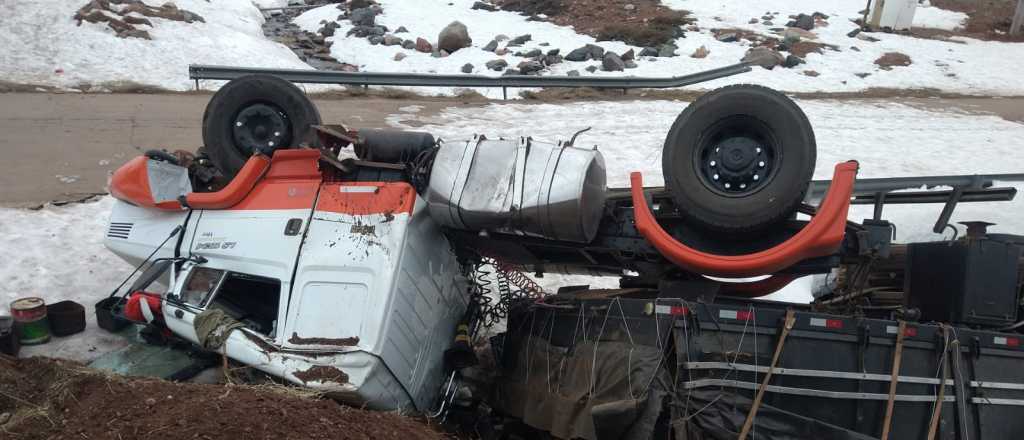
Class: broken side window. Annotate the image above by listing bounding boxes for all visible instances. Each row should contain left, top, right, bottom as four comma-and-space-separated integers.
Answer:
181, 267, 225, 307
206, 272, 281, 338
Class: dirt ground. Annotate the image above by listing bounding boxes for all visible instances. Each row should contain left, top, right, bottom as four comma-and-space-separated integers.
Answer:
0, 355, 445, 440
498, 0, 694, 46
1, 92, 1023, 207
929, 0, 1024, 42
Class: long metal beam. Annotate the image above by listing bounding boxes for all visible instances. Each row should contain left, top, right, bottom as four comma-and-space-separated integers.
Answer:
188, 63, 752, 89
806, 173, 1024, 201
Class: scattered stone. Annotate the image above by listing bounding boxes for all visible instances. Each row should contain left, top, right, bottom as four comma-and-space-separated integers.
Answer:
495, 47, 509, 55
518, 59, 544, 74
483, 39, 498, 52
567, 70, 580, 77
624, 3, 636, 11
624, 59, 637, 69
786, 13, 814, 31
547, 48, 560, 56
542, 54, 562, 66
383, 34, 402, 46
716, 32, 738, 43
461, 63, 474, 73
741, 47, 785, 69
319, 26, 336, 37
347, 25, 385, 38
855, 72, 871, 78
874, 52, 912, 70
846, 28, 861, 38
763, 20, 773, 25
749, 18, 759, 24
508, 34, 532, 46
602, 52, 625, 71
812, 11, 829, 20
850, 46, 860, 52
639, 47, 659, 57
803, 70, 819, 77
585, 65, 598, 73
784, 27, 817, 42
762, 15, 772, 21
495, 34, 509, 41
657, 43, 677, 57
565, 47, 588, 61
402, 39, 416, 49
515, 48, 542, 57
437, 21, 472, 53
350, 7, 376, 26
415, 37, 432, 53
394, 52, 407, 61
471, 1, 496, 11
349, 0, 371, 8
621, 48, 634, 61
502, 68, 520, 76
691, 45, 709, 58
485, 59, 508, 71
783, 54, 805, 68
368, 35, 383, 45
856, 33, 880, 42
539, 42, 549, 46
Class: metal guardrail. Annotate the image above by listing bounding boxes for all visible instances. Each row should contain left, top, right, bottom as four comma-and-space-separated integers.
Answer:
188, 63, 753, 99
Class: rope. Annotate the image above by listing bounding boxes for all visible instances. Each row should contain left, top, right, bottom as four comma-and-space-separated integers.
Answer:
738, 309, 796, 440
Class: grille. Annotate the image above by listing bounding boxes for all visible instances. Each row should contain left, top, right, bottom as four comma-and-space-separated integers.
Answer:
107, 222, 133, 239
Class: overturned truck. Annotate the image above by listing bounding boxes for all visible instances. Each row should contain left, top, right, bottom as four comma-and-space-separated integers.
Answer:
102, 74, 1024, 439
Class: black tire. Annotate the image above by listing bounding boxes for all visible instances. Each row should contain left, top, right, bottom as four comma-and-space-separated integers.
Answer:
201, 75, 321, 178
661, 85, 816, 233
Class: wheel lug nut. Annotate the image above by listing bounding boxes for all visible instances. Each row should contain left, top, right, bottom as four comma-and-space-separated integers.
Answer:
268, 141, 275, 147
758, 161, 765, 167
235, 121, 243, 127
724, 183, 731, 189
710, 160, 716, 167
740, 183, 747, 189
756, 147, 762, 153
713, 174, 719, 180
753, 174, 760, 181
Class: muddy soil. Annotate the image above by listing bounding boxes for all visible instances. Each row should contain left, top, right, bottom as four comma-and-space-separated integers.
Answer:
929, 0, 1024, 42
0, 355, 445, 440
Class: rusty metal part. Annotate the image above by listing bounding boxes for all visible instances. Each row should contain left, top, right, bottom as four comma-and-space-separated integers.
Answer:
288, 332, 359, 347
292, 365, 349, 384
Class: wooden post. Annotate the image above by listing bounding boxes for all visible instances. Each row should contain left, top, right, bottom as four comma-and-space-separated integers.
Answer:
1011, 0, 1024, 36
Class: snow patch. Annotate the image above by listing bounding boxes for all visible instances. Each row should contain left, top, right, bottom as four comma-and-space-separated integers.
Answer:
0, 0, 311, 91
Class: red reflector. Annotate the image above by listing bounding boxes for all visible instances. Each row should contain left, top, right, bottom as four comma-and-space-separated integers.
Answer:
1009, 338, 1020, 347
825, 319, 843, 329
905, 327, 918, 337
670, 306, 689, 316
736, 310, 753, 321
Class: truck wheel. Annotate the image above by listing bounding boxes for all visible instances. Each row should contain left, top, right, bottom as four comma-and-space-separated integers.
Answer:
201, 75, 321, 178
661, 85, 816, 233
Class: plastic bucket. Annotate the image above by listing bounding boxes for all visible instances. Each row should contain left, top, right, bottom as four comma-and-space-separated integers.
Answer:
10, 297, 50, 345
95, 297, 131, 332
0, 316, 19, 356
47, 300, 86, 337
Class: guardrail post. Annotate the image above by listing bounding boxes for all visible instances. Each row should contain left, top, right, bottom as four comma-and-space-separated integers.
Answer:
502, 86, 507, 100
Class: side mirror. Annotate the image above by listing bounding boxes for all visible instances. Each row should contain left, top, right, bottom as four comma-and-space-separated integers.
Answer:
129, 259, 174, 293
